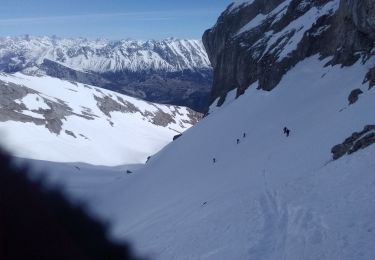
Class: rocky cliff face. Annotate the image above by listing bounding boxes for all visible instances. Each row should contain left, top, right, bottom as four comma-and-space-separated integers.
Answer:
346, 0, 375, 41
203, 0, 375, 105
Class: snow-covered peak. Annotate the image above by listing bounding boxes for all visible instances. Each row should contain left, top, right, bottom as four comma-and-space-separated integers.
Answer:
0, 36, 211, 73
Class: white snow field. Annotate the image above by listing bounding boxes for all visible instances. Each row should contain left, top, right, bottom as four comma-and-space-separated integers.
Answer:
0, 73, 198, 165
24, 55, 375, 259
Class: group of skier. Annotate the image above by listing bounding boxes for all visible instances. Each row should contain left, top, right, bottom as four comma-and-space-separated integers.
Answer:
212, 127, 291, 163
283, 127, 291, 137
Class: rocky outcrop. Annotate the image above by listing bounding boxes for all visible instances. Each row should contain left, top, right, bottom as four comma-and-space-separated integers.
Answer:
65, 130, 77, 138
365, 67, 375, 89
173, 134, 183, 141
94, 95, 138, 118
0, 81, 45, 126
331, 125, 375, 159
345, 0, 375, 41
348, 88, 363, 105
0, 80, 91, 134
94, 94, 201, 127
203, 0, 375, 105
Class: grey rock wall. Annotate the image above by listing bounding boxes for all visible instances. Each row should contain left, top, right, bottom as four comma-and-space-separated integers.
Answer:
203, 0, 375, 105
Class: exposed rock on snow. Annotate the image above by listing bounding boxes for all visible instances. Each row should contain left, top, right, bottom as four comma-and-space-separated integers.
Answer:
331, 124, 375, 159
348, 88, 363, 105
173, 133, 183, 141
0, 80, 91, 134
365, 66, 375, 89
94, 95, 139, 117
65, 130, 77, 139
344, 0, 375, 41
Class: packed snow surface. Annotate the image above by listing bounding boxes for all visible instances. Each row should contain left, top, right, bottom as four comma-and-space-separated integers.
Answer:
26, 55, 375, 259
0, 73, 198, 165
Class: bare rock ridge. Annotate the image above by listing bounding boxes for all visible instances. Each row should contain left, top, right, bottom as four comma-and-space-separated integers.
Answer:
203, 0, 375, 105
94, 94, 201, 127
348, 88, 363, 105
0, 80, 94, 134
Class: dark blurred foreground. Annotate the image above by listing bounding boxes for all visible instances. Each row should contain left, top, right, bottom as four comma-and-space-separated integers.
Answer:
0, 149, 142, 260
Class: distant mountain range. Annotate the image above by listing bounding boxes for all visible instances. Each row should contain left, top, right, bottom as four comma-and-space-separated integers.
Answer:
0, 36, 212, 112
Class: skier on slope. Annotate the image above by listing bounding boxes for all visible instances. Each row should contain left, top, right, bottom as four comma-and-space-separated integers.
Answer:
283, 127, 291, 137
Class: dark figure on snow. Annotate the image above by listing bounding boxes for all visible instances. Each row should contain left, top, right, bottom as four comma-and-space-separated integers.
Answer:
243, 133, 246, 138
237, 139, 240, 144
283, 127, 291, 137
213, 158, 216, 163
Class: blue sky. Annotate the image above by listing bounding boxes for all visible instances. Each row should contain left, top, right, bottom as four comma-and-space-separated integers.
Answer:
0, 0, 233, 40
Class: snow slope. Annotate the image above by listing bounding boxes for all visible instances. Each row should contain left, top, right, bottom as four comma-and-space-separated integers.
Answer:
0, 73, 200, 165
27, 55, 375, 259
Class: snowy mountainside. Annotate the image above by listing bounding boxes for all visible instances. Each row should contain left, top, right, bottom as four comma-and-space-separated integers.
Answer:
0, 72, 200, 165
28, 55, 375, 260
0, 37, 213, 112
